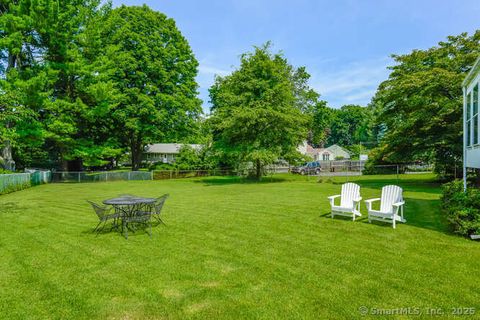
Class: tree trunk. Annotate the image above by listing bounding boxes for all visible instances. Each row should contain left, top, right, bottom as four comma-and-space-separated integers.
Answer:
67, 159, 83, 172
2, 50, 16, 171
130, 137, 142, 171
255, 159, 262, 180
1, 140, 15, 171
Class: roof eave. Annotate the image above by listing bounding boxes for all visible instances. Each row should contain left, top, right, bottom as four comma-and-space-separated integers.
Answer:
463, 56, 480, 87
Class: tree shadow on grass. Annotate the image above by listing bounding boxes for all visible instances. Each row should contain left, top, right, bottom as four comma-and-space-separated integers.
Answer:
399, 197, 451, 234
0, 202, 28, 215
81, 221, 160, 239
81, 226, 119, 237
320, 197, 450, 235
333, 176, 442, 195
195, 176, 290, 186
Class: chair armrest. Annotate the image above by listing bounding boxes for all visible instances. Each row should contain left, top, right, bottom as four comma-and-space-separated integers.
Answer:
328, 195, 340, 206
328, 194, 340, 199
364, 198, 380, 210
328, 195, 341, 200
392, 201, 405, 207
353, 197, 362, 203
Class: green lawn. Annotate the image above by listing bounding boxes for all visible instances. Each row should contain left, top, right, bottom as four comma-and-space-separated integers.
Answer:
0, 174, 479, 319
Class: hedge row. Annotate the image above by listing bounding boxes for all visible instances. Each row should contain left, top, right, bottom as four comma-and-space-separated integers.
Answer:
441, 180, 480, 237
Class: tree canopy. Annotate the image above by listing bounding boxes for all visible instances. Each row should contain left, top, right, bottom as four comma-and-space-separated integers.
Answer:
209, 43, 314, 179
98, 5, 202, 170
0, 3, 201, 171
369, 31, 480, 176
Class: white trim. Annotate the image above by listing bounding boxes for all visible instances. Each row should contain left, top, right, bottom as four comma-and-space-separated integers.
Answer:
463, 56, 480, 87
464, 63, 480, 174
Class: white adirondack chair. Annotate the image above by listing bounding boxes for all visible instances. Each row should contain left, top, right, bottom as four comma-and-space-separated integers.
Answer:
365, 185, 405, 228
328, 183, 362, 220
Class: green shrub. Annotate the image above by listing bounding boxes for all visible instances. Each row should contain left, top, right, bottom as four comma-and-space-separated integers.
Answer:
148, 162, 176, 171
0, 168, 13, 174
441, 180, 480, 237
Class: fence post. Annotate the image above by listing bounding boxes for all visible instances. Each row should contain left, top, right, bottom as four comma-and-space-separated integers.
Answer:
150, 171, 153, 180
106, 172, 108, 182
396, 165, 399, 180
78, 172, 81, 183
128, 171, 131, 180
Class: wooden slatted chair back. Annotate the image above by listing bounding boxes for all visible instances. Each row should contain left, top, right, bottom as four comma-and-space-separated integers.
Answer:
380, 185, 403, 213
340, 183, 360, 208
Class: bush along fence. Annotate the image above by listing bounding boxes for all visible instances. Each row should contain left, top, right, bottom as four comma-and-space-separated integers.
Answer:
0, 170, 51, 195
363, 163, 433, 175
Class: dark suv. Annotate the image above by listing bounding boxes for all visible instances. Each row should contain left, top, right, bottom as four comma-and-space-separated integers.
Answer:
291, 161, 321, 175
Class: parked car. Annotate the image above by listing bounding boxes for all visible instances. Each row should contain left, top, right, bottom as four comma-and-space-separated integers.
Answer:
291, 161, 321, 175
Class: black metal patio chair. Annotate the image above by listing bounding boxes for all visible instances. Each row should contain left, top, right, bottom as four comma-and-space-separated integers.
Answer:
136, 194, 169, 225
122, 209, 154, 240
87, 200, 120, 235
149, 194, 169, 225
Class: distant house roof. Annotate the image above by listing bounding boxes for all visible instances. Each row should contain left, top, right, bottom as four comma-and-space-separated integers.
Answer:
144, 143, 203, 154
301, 143, 336, 156
325, 144, 351, 155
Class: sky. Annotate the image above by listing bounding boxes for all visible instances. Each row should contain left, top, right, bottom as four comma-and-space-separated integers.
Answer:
112, 0, 479, 111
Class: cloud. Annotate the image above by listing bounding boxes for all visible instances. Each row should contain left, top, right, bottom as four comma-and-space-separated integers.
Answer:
198, 65, 230, 77
196, 56, 393, 112
310, 57, 392, 107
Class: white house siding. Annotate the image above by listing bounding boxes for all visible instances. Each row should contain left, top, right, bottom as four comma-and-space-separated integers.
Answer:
143, 143, 203, 164
325, 145, 351, 160
463, 56, 480, 189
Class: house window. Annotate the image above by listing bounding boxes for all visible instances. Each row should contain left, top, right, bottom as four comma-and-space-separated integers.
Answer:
322, 153, 330, 161
474, 84, 479, 145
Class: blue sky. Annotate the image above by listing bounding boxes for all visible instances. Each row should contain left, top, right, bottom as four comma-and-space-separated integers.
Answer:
113, 0, 479, 111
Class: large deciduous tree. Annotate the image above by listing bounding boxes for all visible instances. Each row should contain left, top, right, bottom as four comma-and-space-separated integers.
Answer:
0, 0, 119, 170
371, 31, 480, 177
328, 104, 374, 146
307, 100, 332, 147
0, 0, 39, 170
208, 43, 314, 179
99, 5, 202, 170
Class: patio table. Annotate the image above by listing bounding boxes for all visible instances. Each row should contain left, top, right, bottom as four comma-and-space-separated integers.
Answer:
103, 195, 156, 231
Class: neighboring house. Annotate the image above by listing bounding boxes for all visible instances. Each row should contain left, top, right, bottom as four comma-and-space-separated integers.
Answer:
463, 56, 480, 189
325, 144, 351, 160
297, 141, 350, 161
143, 143, 203, 164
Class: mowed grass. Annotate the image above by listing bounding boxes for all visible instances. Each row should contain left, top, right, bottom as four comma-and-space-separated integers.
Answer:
0, 174, 479, 319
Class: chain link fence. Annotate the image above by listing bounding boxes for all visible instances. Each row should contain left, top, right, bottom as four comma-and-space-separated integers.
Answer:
0, 170, 51, 194
152, 169, 238, 180
1, 163, 434, 191
297, 162, 433, 177
51, 171, 153, 183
